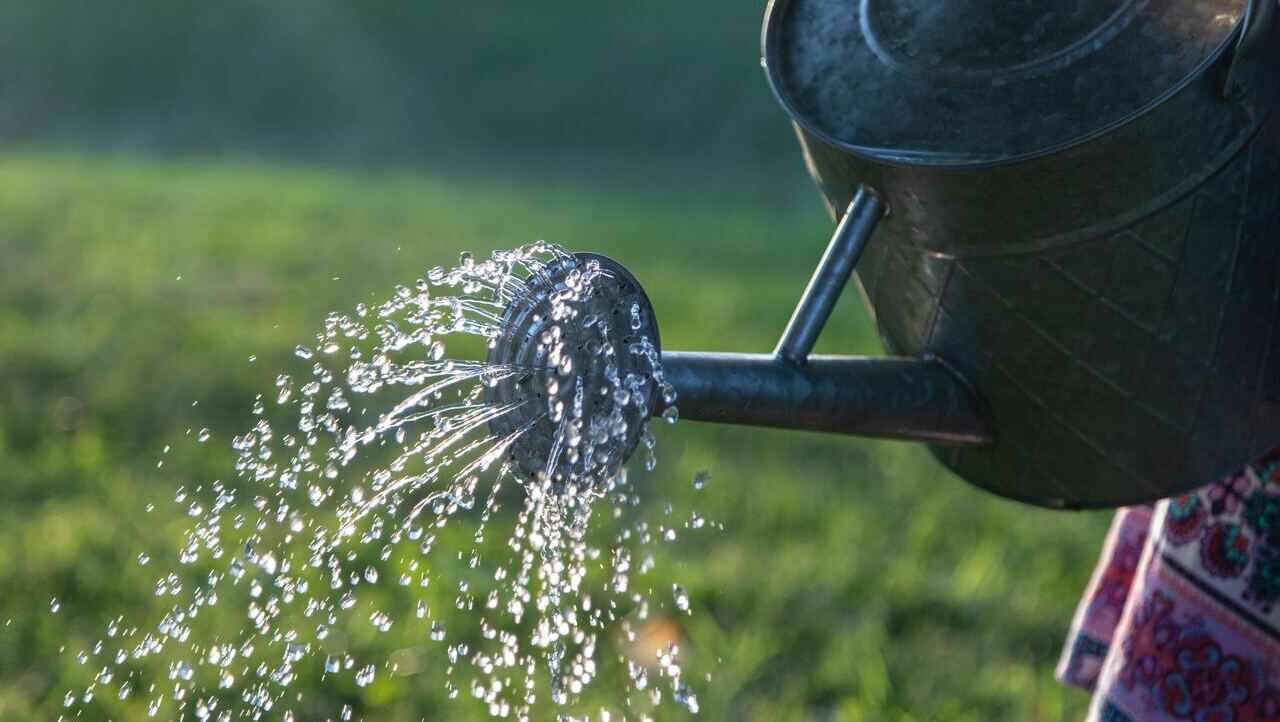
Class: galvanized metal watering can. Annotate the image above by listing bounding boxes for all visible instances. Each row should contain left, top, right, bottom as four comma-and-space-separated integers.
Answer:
493, 0, 1280, 509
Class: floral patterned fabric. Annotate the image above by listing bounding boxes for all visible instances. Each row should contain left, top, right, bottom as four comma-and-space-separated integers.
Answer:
1058, 446, 1280, 722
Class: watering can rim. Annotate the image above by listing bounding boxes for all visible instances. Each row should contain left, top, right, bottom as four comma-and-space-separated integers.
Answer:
760, 0, 1269, 170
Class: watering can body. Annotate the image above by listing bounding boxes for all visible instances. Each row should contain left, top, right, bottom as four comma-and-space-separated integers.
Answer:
757, 0, 1280, 508
493, 0, 1280, 509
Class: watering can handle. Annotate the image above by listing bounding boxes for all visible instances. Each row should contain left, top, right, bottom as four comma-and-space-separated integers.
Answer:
658, 184, 992, 444
775, 186, 886, 363
1222, 0, 1276, 99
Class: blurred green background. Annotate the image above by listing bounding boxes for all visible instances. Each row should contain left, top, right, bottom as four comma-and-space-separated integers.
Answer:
0, 2, 1111, 720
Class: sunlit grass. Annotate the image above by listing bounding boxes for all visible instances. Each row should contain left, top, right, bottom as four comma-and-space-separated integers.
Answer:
0, 152, 1107, 720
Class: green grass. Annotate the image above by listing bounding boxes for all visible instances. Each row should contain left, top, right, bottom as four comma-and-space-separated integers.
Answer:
0, 152, 1109, 721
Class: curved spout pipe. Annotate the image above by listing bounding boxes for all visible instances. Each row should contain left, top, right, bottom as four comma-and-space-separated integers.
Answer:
656, 352, 992, 445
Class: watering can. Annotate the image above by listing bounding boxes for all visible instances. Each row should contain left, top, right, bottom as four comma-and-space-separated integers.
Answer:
492, 0, 1280, 509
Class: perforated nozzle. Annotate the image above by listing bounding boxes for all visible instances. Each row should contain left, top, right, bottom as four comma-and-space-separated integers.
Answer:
485, 253, 660, 489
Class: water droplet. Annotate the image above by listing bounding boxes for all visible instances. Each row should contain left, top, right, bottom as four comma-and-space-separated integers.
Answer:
692, 469, 710, 489
673, 584, 690, 613
675, 683, 700, 713
368, 610, 392, 632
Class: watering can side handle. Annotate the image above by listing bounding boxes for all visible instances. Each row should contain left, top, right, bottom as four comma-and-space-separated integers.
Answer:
1222, 0, 1276, 100
646, 184, 992, 445
775, 185, 886, 363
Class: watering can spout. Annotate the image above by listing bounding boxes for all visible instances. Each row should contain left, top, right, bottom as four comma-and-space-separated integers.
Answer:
486, 188, 990, 490
656, 352, 991, 444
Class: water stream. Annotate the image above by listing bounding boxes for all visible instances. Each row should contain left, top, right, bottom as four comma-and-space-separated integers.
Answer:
56, 243, 707, 721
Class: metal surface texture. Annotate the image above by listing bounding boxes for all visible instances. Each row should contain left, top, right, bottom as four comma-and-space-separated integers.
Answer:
1224, 0, 1278, 98
761, 0, 1280, 507
764, 0, 1248, 163
776, 189, 886, 363
657, 352, 991, 445
763, 0, 1279, 254
486, 253, 659, 488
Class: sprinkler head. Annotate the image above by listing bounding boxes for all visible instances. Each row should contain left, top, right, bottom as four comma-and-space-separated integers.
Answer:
486, 253, 660, 489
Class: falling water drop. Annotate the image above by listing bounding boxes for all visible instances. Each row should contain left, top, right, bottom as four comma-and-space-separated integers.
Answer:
672, 585, 690, 613
692, 469, 710, 490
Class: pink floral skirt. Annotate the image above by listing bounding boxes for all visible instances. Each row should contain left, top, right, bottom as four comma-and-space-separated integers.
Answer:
1058, 446, 1280, 721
